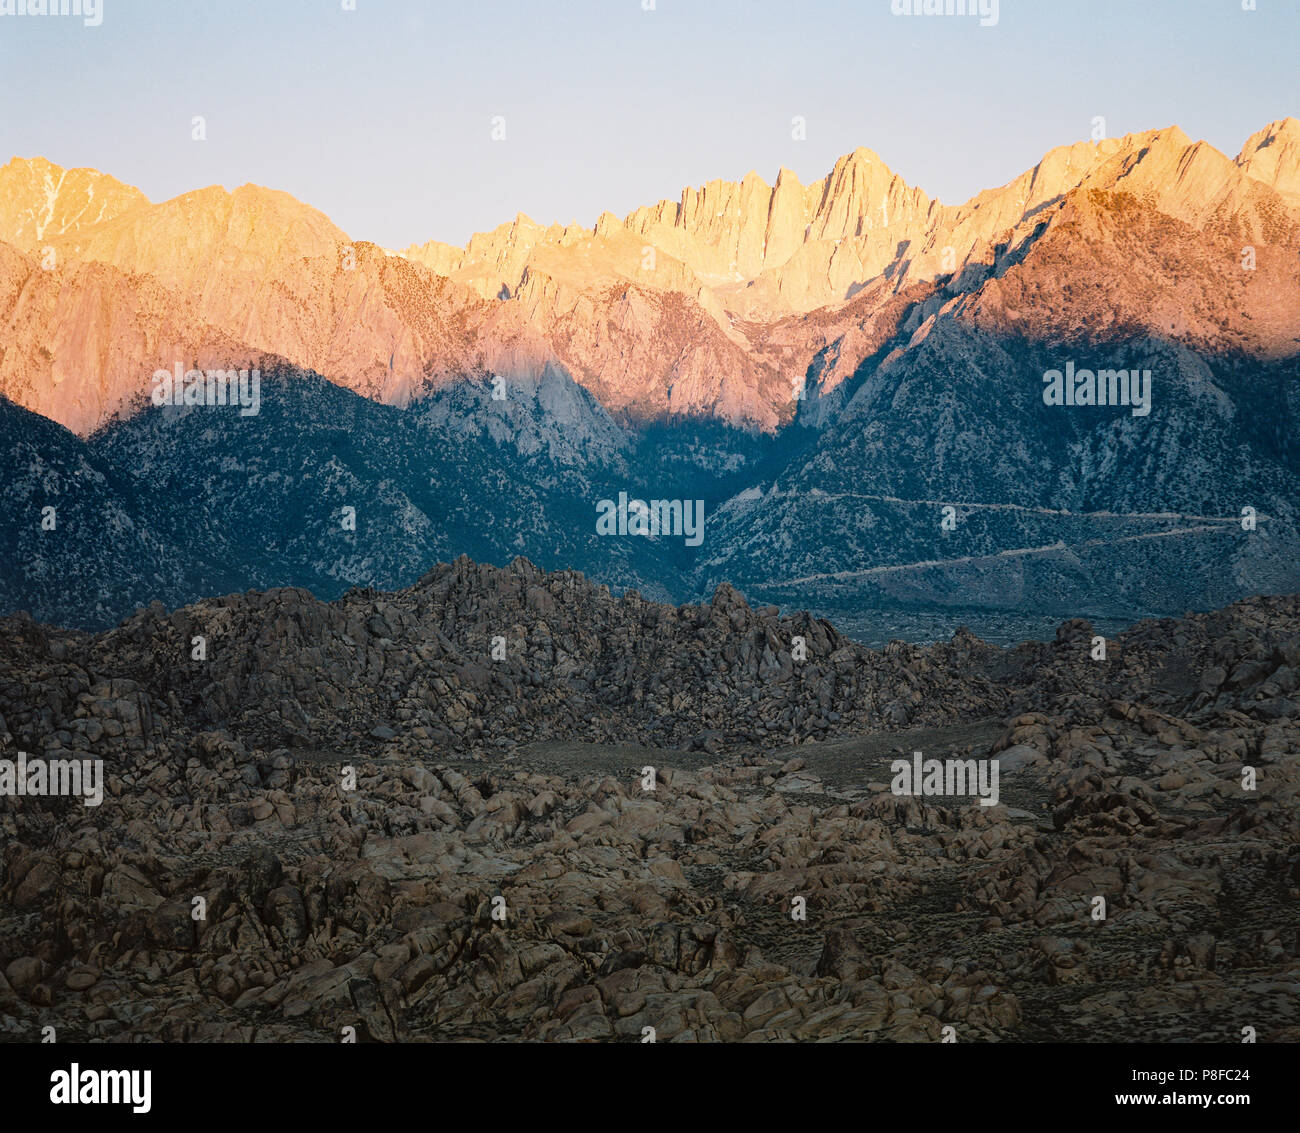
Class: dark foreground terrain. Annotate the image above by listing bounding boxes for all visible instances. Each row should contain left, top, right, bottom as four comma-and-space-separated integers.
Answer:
0, 557, 1296, 1042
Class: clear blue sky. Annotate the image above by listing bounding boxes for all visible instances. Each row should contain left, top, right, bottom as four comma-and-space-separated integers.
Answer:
1, 0, 1295, 249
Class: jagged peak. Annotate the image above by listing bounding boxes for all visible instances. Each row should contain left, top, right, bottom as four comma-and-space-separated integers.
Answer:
1238, 116, 1300, 156
1139, 124, 1193, 149
593, 210, 624, 237
1234, 116, 1300, 200
842, 145, 884, 165
816, 145, 900, 196
773, 165, 802, 189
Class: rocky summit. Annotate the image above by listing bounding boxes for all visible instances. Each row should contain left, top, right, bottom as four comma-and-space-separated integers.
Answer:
1, 557, 1296, 1042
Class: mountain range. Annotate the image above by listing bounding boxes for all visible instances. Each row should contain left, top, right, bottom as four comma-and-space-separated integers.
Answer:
2, 120, 1298, 629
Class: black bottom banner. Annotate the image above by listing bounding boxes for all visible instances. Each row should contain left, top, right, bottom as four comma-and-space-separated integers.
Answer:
0, 1040, 1285, 1120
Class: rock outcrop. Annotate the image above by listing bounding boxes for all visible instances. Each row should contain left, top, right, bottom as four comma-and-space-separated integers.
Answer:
0, 560, 1296, 1042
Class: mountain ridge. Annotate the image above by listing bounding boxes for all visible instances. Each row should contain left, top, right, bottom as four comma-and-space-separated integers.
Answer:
2, 121, 1298, 631
4, 118, 1298, 437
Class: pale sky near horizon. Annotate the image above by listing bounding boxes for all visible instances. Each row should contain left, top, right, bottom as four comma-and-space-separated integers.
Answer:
0, 0, 1296, 249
